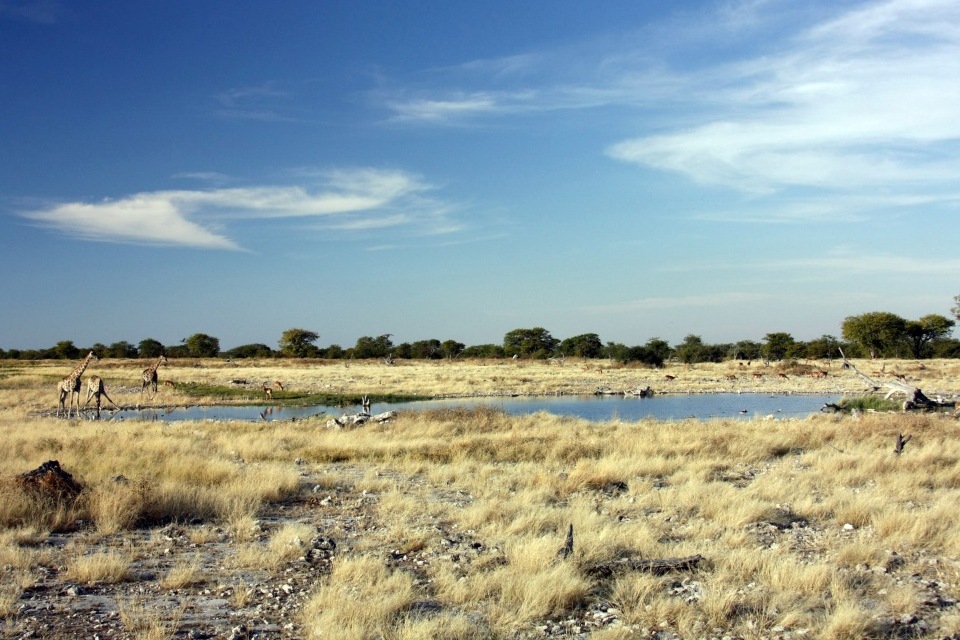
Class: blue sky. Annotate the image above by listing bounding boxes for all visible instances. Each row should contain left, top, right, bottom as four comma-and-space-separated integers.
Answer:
2, 0, 958, 351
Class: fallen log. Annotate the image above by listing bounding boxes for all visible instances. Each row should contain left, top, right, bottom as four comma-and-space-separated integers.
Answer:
838, 349, 953, 412
326, 410, 397, 428
587, 554, 705, 579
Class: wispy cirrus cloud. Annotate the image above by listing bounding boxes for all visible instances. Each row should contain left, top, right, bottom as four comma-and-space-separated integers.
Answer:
379, 0, 960, 224
20, 168, 460, 250
655, 247, 960, 277
582, 292, 773, 316
606, 0, 960, 212
214, 81, 316, 123
0, 0, 63, 24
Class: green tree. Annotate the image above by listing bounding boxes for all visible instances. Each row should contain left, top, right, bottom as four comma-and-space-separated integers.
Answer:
324, 344, 345, 359
803, 335, 843, 360
674, 335, 706, 364
952, 294, 960, 323
440, 340, 465, 360
841, 312, 907, 358
138, 338, 165, 358
53, 340, 80, 360
606, 341, 669, 367
503, 327, 559, 359
279, 328, 320, 358
108, 341, 138, 358
461, 344, 505, 358
224, 343, 274, 359
731, 340, 762, 361
353, 334, 393, 359
559, 333, 603, 358
904, 314, 955, 358
410, 339, 442, 359
185, 333, 220, 358
392, 343, 413, 359
644, 338, 673, 365
762, 333, 795, 361
932, 338, 960, 358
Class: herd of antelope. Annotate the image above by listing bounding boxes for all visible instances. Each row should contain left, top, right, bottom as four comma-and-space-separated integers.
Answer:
661, 367, 831, 383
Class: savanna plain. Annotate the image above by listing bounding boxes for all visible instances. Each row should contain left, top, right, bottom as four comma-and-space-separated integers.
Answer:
2, 357, 960, 640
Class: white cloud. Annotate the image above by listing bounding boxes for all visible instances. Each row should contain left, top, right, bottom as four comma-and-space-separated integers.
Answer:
607, 0, 960, 208
21, 168, 457, 249
26, 197, 240, 250
378, 0, 960, 225
387, 94, 499, 123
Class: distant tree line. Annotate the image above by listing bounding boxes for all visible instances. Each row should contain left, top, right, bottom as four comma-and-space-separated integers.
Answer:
3, 299, 958, 363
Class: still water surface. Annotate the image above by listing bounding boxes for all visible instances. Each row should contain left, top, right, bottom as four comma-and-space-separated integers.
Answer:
119, 393, 839, 423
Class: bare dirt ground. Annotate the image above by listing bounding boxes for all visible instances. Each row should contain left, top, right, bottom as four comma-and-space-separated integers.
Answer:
11, 455, 960, 640
9, 463, 372, 640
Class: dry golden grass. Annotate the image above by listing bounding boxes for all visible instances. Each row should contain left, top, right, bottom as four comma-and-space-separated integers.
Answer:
300, 555, 417, 640
2, 358, 960, 637
117, 594, 186, 640
64, 549, 131, 585
159, 554, 205, 590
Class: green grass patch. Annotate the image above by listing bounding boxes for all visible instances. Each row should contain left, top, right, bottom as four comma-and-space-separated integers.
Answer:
838, 394, 901, 412
173, 383, 426, 407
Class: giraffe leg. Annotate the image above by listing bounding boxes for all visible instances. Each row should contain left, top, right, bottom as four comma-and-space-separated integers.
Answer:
102, 390, 118, 409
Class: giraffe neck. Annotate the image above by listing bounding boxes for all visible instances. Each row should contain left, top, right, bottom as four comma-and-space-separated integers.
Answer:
71, 352, 95, 381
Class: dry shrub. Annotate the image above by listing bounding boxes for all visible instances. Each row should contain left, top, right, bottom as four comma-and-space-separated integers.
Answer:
65, 549, 131, 585
117, 595, 185, 640
0, 476, 78, 532
83, 478, 147, 534
819, 600, 874, 640
159, 554, 205, 590
301, 556, 416, 640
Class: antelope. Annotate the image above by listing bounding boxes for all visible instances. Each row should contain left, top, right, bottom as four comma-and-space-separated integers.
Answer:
664, 374, 676, 381
752, 372, 764, 380
811, 370, 828, 379
777, 373, 789, 380
163, 380, 176, 388
262, 381, 283, 399
725, 374, 738, 381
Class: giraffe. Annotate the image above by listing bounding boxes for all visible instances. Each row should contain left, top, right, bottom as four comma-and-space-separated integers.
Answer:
141, 355, 167, 395
57, 351, 97, 418
83, 375, 119, 416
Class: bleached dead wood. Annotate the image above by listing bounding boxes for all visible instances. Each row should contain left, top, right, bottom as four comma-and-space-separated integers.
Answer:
326, 410, 396, 428
625, 386, 654, 398
839, 349, 952, 412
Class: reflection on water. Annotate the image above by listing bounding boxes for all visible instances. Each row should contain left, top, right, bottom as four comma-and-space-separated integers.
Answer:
110, 393, 839, 423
